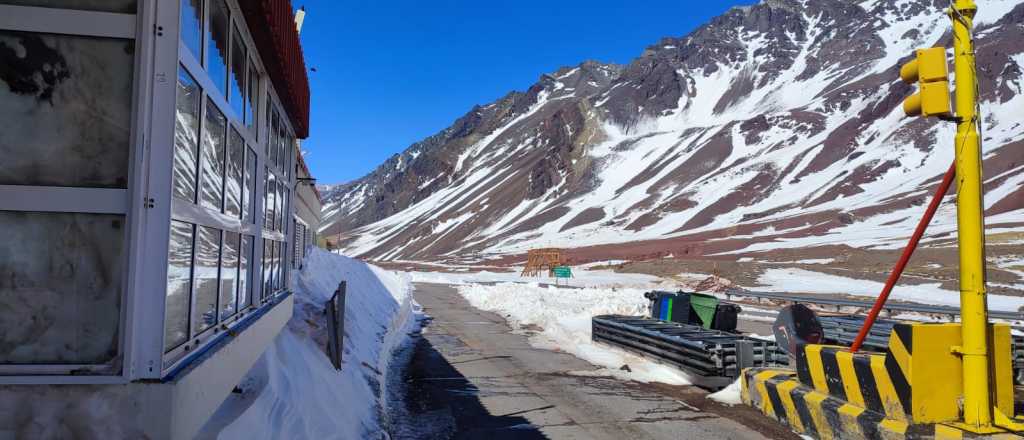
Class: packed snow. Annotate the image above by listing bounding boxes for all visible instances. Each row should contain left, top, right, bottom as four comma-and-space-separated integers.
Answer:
407, 266, 665, 288
454, 282, 691, 385
211, 249, 422, 439
707, 379, 743, 405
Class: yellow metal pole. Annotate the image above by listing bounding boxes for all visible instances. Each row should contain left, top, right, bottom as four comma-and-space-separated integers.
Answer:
950, 0, 991, 428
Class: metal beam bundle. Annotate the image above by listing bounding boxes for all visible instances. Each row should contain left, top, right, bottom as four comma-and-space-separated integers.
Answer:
592, 315, 787, 388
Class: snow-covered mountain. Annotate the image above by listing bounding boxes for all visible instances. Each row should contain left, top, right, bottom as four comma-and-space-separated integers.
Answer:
320, 0, 1024, 262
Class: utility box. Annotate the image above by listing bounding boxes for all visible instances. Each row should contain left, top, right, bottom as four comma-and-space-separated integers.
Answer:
688, 293, 720, 329
645, 290, 740, 332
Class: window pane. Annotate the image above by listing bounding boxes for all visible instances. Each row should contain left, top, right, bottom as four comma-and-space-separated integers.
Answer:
265, 173, 276, 229
239, 234, 252, 310
199, 99, 226, 211
264, 93, 271, 144
206, 0, 229, 97
165, 220, 193, 351
173, 67, 200, 202
1, 0, 135, 13
261, 171, 268, 227
277, 186, 285, 232
272, 121, 280, 170
277, 127, 287, 175
179, 0, 201, 59
279, 241, 286, 289
228, 25, 245, 118
225, 128, 243, 217
193, 226, 220, 334
283, 135, 292, 179
0, 31, 132, 188
266, 240, 274, 298
245, 62, 257, 129
219, 231, 238, 320
0, 211, 123, 364
268, 111, 278, 166
243, 147, 256, 222
270, 241, 278, 291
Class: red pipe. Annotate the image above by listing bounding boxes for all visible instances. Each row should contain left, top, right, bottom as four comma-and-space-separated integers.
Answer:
850, 161, 957, 352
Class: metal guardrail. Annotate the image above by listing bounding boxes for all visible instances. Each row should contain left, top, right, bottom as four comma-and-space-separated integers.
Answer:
592, 315, 788, 389
722, 289, 1024, 322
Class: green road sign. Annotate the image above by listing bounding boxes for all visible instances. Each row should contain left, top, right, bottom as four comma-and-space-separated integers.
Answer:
553, 266, 572, 278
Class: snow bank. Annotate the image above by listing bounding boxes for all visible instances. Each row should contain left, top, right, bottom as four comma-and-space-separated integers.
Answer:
751, 267, 1024, 311
409, 267, 664, 288
455, 283, 691, 385
213, 249, 421, 440
707, 379, 742, 405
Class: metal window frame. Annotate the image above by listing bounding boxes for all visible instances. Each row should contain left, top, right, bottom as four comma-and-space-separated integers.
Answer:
0, 4, 136, 39
0, 2, 149, 383
0, 0, 299, 383
156, 0, 298, 377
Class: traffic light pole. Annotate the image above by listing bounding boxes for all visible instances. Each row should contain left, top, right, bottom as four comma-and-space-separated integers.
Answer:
949, 0, 991, 429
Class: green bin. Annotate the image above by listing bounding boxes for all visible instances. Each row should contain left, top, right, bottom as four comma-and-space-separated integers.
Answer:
688, 292, 719, 329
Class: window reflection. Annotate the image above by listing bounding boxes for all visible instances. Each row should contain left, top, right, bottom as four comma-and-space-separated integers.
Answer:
265, 173, 276, 229
0, 30, 132, 188
262, 239, 272, 300
228, 25, 246, 118
269, 110, 279, 167
239, 235, 252, 311
276, 185, 284, 232
277, 125, 288, 176
2, 0, 136, 13
225, 128, 243, 217
220, 232, 239, 320
165, 220, 193, 351
243, 147, 256, 222
173, 67, 200, 202
245, 62, 258, 129
193, 226, 220, 335
206, 0, 229, 97
199, 99, 226, 211
0, 211, 123, 364
270, 240, 278, 291
278, 241, 286, 289
179, 0, 202, 60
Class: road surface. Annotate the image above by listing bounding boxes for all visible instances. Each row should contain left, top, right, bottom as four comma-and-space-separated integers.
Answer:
388, 283, 797, 440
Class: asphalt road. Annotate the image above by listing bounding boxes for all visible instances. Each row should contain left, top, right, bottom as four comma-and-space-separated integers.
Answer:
388, 283, 798, 440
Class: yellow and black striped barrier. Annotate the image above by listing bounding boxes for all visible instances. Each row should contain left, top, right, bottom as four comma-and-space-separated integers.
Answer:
741, 322, 1023, 439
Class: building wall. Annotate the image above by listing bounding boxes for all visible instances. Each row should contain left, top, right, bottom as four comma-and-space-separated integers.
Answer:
0, 0, 314, 435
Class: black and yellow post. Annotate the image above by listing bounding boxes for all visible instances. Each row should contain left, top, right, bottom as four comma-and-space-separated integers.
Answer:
741, 1, 1024, 438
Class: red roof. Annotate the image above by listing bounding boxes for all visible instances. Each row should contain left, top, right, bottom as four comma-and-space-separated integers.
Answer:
241, 0, 310, 138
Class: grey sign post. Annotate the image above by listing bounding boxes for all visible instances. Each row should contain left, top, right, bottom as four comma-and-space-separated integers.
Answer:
326, 281, 346, 370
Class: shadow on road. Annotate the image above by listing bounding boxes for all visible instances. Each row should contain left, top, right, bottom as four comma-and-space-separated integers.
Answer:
389, 333, 549, 440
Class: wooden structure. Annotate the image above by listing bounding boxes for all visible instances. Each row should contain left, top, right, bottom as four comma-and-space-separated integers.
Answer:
521, 248, 564, 277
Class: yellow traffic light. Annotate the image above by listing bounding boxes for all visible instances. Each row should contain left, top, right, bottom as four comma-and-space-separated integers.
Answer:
899, 47, 951, 117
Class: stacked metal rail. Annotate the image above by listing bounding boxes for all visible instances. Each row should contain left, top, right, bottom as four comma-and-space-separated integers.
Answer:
592, 315, 788, 388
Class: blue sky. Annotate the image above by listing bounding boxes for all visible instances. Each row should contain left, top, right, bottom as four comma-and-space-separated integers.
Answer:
298, 1, 753, 184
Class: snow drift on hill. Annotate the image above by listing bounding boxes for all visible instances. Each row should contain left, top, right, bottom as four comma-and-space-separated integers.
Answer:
211, 249, 421, 440
321, 0, 1024, 263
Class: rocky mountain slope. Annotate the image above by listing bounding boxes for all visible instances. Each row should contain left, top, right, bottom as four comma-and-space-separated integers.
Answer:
320, 0, 1024, 263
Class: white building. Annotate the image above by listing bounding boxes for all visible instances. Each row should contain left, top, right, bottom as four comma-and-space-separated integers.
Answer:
0, 0, 313, 438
